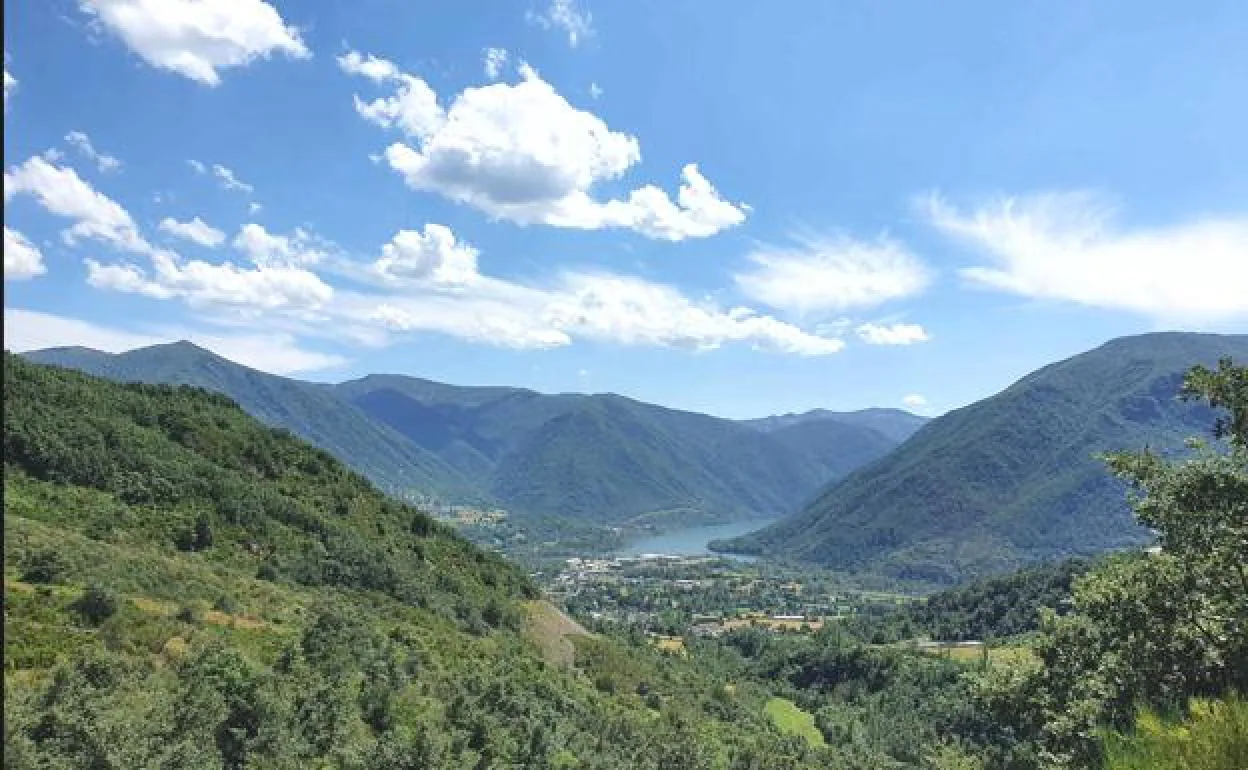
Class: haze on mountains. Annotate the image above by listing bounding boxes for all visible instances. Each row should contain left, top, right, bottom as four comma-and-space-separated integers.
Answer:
716, 332, 1248, 583
25, 341, 922, 530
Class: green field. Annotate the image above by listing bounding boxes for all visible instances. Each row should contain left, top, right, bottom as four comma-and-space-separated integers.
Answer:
764, 697, 826, 748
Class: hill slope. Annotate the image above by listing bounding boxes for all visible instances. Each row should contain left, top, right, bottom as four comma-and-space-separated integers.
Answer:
24, 343, 483, 503
2, 353, 838, 769
718, 332, 1248, 583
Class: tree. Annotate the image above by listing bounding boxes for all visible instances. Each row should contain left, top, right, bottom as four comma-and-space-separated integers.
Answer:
1015, 358, 1248, 764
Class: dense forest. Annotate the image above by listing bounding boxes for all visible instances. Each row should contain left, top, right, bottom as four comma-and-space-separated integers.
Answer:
4, 352, 1245, 768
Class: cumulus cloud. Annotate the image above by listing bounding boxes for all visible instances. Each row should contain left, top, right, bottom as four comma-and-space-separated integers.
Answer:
4, 227, 46, 280
3, 307, 345, 374
528, 0, 594, 47
902, 393, 928, 409
86, 249, 333, 312
232, 223, 326, 267
78, 0, 309, 86
589, 82, 603, 99
856, 322, 930, 345
159, 215, 225, 247
4, 155, 150, 252
65, 131, 122, 172
373, 224, 480, 285
342, 54, 747, 240
483, 47, 508, 79
187, 159, 206, 174
922, 192, 1248, 325
734, 234, 931, 315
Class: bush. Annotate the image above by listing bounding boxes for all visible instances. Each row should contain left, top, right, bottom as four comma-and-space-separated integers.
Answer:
213, 595, 240, 615
21, 548, 67, 584
72, 585, 118, 625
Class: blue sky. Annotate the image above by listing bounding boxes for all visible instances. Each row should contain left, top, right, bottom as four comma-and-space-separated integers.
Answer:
4, 0, 1247, 419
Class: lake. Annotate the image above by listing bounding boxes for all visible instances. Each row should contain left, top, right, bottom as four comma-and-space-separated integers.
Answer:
614, 519, 777, 560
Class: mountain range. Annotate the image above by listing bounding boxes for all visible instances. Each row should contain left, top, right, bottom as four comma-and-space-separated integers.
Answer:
715, 332, 1248, 583
23, 342, 923, 530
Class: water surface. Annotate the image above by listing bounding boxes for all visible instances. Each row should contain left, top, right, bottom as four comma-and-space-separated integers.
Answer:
614, 519, 777, 560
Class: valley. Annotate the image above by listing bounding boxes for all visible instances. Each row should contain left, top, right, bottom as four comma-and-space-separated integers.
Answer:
5, 337, 1246, 769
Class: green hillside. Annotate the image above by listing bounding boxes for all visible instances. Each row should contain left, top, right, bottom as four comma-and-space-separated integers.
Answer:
2, 353, 838, 769
718, 332, 1248, 583
23, 343, 481, 504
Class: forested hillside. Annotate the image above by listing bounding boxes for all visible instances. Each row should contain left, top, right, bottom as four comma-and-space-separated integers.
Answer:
0, 353, 845, 768
23, 342, 481, 503
719, 332, 1248, 583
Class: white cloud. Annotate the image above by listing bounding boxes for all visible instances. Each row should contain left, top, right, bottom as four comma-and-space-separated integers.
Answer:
373, 224, 479, 285
923, 192, 1248, 324
734, 234, 931, 315
902, 393, 928, 409
3, 307, 346, 374
4, 155, 150, 252
232, 223, 327, 267
589, 82, 603, 99
187, 158, 206, 174
338, 51, 444, 139
3, 65, 15, 109
483, 47, 508, 79
86, 249, 334, 312
856, 322, 930, 345
342, 246, 845, 355
528, 0, 594, 47
4, 227, 47, 280
79, 0, 309, 86
159, 215, 225, 247
542, 272, 846, 354
212, 164, 253, 193
248, 201, 262, 214
344, 57, 747, 240
65, 130, 123, 172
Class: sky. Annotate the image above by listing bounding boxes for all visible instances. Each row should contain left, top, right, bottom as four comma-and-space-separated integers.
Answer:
4, 0, 1247, 419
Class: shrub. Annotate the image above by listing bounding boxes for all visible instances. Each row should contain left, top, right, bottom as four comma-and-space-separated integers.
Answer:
72, 585, 118, 626
21, 548, 67, 584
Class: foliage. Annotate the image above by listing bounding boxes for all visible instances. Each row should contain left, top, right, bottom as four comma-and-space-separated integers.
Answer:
1102, 695, 1248, 770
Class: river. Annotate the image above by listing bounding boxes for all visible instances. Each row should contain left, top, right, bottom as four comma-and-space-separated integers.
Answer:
613, 519, 777, 560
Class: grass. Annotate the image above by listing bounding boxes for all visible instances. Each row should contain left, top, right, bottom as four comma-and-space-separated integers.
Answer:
1103, 695, 1248, 770
765, 697, 826, 748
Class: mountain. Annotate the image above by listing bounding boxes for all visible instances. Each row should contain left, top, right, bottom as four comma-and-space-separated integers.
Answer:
717, 332, 1248, 584
2, 353, 832, 768
335, 375, 904, 527
745, 407, 929, 444
24, 343, 907, 529
23, 342, 480, 502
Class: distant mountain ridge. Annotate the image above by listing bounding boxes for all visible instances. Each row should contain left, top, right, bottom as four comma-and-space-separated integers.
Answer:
744, 407, 928, 444
22, 342, 914, 529
716, 332, 1248, 584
